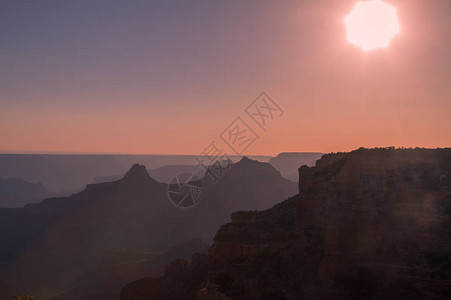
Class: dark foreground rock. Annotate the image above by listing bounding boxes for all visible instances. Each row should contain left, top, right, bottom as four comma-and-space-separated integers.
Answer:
120, 148, 451, 299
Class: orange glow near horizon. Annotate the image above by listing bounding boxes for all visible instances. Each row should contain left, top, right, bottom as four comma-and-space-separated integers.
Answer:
0, 1, 450, 156
345, 0, 400, 51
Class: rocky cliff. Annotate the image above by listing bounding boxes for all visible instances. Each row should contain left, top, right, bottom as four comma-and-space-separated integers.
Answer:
120, 148, 451, 299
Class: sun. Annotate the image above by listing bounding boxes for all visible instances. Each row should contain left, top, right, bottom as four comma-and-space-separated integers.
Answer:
345, 0, 400, 51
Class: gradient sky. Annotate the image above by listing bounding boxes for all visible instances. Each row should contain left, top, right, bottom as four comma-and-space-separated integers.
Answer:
1, 0, 450, 155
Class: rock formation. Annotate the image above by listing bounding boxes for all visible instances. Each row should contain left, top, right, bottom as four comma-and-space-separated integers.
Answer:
120, 148, 451, 299
0, 158, 295, 299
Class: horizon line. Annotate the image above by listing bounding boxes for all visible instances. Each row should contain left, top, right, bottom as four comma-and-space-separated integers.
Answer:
0, 150, 325, 156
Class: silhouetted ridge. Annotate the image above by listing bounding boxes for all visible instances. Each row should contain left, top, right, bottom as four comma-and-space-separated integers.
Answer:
229, 156, 283, 178
238, 156, 252, 163
122, 164, 153, 182
0, 156, 297, 299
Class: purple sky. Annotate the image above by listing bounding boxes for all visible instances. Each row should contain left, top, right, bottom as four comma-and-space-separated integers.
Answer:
1, 0, 450, 154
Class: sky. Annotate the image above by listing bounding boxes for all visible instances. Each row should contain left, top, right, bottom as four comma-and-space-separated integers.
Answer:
0, 0, 450, 155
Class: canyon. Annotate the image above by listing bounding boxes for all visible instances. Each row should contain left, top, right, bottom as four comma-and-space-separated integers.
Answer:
120, 148, 451, 299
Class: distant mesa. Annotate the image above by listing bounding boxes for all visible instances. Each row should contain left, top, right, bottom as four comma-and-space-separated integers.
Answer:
92, 164, 206, 185
269, 152, 324, 181
0, 154, 272, 194
0, 178, 53, 208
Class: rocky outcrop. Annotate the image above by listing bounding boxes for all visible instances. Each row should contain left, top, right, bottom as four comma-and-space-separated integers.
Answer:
120, 148, 451, 299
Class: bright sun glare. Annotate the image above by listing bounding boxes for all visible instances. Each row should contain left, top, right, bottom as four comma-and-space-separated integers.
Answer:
345, 0, 400, 51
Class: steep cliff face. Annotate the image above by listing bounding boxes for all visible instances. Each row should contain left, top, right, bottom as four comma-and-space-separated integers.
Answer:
120, 148, 451, 299
293, 148, 451, 298
297, 148, 451, 277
